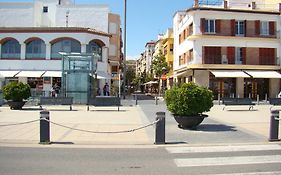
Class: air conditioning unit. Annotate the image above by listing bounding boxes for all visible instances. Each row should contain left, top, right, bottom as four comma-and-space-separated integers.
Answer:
221, 55, 228, 64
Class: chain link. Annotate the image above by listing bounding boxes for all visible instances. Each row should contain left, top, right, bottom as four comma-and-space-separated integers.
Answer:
0, 118, 160, 134
0, 119, 40, 127
41, 118, 160, 134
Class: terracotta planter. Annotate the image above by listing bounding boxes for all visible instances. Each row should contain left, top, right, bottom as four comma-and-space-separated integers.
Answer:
173, 114, 208, 129
7, 101, 26, 110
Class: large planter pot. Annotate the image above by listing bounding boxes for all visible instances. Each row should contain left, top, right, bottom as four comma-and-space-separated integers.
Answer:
7, 101, 26, 110
174, 114, 208, 129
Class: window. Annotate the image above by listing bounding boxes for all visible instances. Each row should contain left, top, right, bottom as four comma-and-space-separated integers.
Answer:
205, 19, 216, 33
260, 21, 269, 35
26, 39, 46, 59
43, 6, 48, 13
170, 44, 173, 53
51, 39, 81, 59
235, 47, 243, 64
86, 41, 103, 61
235, 21, 245, 36
1, 39, 21, 59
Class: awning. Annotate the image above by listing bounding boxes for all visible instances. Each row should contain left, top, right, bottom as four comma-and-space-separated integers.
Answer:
0, 71, 19, 77
144, 81, 158, 85
95, 71, 112, 79
210, 70, 250, 78
16, 71, 45, 77
42, 71, 62, 77
245, 71, 281, 78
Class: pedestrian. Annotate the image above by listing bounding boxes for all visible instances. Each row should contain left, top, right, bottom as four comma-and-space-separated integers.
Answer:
103, 83, 110, 96
97, 88, 101, 96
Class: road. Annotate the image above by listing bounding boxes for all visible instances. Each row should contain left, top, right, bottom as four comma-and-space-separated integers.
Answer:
1, 144, 281, 175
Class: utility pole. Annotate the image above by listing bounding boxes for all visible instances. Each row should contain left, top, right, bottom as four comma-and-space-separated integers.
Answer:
123, 0, 127, 99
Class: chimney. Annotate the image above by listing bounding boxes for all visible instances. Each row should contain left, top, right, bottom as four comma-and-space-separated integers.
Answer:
194, 0, 199, 8
224, 1, 228, 9
252, 2, 256, 10
279, 3, 281, 12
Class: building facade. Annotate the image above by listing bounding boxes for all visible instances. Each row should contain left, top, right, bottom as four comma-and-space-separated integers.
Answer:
0, 0, 122, 101
173, 0, 281, 100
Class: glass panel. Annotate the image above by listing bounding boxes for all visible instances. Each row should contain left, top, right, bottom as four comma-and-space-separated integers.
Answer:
51, 39, 81, 59
1, 40, 20, 58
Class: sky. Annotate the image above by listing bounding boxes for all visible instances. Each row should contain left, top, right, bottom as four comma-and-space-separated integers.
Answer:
0, 0, 194, 60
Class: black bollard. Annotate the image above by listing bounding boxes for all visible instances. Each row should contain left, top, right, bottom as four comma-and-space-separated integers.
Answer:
155, 96, 158, 105
155, 112, 165, 144
135, 95, 138, 105
40, 110, 50, 144
269, 110, 280, 142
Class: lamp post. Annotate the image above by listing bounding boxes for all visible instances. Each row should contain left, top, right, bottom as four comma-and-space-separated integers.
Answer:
122, 0, 127, 99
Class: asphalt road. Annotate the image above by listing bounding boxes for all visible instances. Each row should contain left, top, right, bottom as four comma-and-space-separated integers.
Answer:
1, 145, 281, 175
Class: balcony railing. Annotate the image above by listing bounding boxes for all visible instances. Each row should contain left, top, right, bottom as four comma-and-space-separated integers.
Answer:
26, 53, 46, 59
1, 53, 20, 59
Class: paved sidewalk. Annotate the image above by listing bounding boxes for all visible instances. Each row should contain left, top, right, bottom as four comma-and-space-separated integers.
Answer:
0, 100, 280, 147
137, 100, 281, 145
0, 105, 152, 146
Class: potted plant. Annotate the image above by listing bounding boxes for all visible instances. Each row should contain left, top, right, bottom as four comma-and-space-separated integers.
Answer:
164, 82, 213, 129
3, 82, 31, 110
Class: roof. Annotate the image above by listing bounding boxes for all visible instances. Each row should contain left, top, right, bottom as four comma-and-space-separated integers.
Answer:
0, 27, 112, 37
174, 6, 280, 18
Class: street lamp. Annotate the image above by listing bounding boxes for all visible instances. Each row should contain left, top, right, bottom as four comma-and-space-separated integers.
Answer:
122, 0, 127, 99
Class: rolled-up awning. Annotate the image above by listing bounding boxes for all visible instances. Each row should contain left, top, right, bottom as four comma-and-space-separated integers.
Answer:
0, 71, 19, 77
90, 71, 111, 79
144, 81, 158, 85
210, 70, 250, 78
42, 71, 62, 77
16, 71, 45, 77
245, 71, 281, 78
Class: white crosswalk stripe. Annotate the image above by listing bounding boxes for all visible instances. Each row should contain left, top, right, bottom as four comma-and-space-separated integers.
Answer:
175, 155, 281, 167
166, 144, 281, 175
166, 144, 281, 153
205, 171, 281, 175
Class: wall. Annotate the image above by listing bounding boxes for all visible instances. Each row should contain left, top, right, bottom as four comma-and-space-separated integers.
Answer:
193, 70, 209, 87
0, 3, 34, 27
56, 5, 109, 32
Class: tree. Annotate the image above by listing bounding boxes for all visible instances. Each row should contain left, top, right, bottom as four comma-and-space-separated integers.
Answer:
151, 51, 169, 94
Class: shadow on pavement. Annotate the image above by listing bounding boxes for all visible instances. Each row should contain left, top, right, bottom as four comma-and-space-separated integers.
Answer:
51, 141, 74, 145
196, 124, 238, 132
173, 123, 238, 132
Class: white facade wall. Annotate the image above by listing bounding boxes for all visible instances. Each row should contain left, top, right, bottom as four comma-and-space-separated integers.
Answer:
0, 32, 110, 71
56, 5, 109, 32
0, 3, 34, 27
173, 9, 281, 71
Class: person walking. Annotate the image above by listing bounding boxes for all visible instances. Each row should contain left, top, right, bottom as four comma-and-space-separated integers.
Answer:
103, 83, 110, 96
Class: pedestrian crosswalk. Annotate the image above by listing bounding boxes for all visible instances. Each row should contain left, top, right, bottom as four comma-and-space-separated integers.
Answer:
166, 144, 281, 175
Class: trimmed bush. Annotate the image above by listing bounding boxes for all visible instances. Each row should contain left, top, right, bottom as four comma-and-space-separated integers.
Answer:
3, 82, 31, 102
165, 82, 213, 116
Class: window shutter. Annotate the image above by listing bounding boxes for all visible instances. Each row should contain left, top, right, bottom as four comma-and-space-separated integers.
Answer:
244, 20, 247, 37
231, 19, 235, 36
216, 19, 221, 34
227, 47, 235, 64
255, 20, 260, 36
242, 47, 246, 65
269, 21, 275, 36
200, 18, 205, 34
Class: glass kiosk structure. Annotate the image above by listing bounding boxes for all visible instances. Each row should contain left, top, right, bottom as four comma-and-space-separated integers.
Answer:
60, 52, 98, 104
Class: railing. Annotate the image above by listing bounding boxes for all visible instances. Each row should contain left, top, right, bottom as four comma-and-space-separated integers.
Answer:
26, 53, 46, 59
1, 53, 20, 59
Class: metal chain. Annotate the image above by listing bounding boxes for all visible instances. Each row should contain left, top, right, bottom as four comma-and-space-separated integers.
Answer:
41, 118, 160, 134
0, 119, 40, 127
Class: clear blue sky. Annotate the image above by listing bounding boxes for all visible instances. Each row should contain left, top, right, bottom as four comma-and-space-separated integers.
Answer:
0, 0, 193, 59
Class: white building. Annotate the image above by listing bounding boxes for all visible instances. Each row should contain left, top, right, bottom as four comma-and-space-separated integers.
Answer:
173, 0, 281, 99
0, 0, 122, 102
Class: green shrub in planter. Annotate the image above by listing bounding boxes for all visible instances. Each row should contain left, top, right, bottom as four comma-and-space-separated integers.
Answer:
3, 82, 31, 102
165, 82, 213, 116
